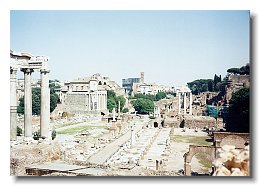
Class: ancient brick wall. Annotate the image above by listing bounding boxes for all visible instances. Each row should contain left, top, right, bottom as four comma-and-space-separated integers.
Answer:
213, 132, 249, 148
183, 116, 216, 129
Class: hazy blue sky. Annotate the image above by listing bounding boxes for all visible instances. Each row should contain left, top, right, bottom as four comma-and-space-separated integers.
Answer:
10, 10, 249, 87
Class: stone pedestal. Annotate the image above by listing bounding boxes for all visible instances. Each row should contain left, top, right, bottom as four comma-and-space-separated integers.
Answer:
22, 68, 34, 138
40, 69, 51, 139
10, 67, 17, 141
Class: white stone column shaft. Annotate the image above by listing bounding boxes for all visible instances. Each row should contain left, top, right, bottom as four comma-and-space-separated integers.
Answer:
178, 92, 181, 114
112, 107, 116, 121
23, 68, 33, 138
184, 92, 187, 114
10, 67, 17, 141
40, 69, 51, 139
189, 92, 192, 115
105, 94, 107, 110
88, 94, 91, 111
118, 100, 121, 118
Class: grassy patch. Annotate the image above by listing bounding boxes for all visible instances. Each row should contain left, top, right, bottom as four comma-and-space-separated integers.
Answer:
172, 135, 212, 146
195, 153, 213, 170
57, 125, 108, 135
55, 121, 83, 129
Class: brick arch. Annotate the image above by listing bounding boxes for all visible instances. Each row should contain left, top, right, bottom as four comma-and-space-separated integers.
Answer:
184, 145, 216, 176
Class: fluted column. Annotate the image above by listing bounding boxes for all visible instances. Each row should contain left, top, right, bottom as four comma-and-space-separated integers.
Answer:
22, 68, 33, 138
178, 92, 181, 114
184, 92, 187, 114
40, 69, 50, 139
189, 92, 192, 115
10, 67, 17, 141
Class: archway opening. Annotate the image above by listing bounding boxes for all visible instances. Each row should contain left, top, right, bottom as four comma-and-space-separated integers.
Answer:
154, 122, 158, 128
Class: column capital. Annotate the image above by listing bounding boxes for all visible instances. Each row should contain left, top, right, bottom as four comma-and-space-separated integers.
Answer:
40, 69, 50, 74
21, 68, 34, 74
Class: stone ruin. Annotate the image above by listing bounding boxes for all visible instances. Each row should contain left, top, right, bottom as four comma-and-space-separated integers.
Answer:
183, 132, 250, 176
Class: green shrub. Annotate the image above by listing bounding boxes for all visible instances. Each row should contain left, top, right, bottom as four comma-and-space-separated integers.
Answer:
17, 126, 22, 136
33, 131, 40, 140
62, 112, 69, 117
122, 108, 129, 113
52, 130, 57, 140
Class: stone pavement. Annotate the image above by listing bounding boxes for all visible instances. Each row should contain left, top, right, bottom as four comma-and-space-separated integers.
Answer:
140, 128, 171, 170
87, 119, 147, 165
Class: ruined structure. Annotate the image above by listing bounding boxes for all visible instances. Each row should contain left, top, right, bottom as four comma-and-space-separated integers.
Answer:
183, 132, 250, 176
225, 74, 250, 103
213, 132, 250, 148
176, 86, 192, 115
10, 50, 51, 141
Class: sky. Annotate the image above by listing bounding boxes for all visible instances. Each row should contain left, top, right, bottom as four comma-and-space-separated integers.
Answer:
10, 10, 250, 87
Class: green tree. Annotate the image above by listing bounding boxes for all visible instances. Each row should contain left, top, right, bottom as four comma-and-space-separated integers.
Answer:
227, 64, 250, 75
50, 94, 59, 113
134, 93, 155, 101
32, 93, 41, 115
107, 97, 117, 112
133, 98, 154, 114
155, 92, 167, 101
17, 97, 24, 114
17, 86, 59, 115
187, 79, 213, 94
107, 90, 116, 99
225, 88, 249, 133
122, 108, 129, 113
17, 126, 22, 136
227, 68, 241, 74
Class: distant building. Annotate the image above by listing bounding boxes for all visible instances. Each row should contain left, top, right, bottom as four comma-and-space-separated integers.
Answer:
129, 72, 174, 95
122, 77, 140, 94
59, 73, 124, 114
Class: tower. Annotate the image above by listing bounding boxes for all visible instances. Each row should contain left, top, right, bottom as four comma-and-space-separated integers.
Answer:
140, 72, 144, 84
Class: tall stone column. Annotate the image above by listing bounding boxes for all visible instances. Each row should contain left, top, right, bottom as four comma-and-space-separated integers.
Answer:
105, 94, 107, 110
189, 92, 192, 115
88, 94, 91, 111
112, 107, 116, 121
102, 94, 104, 110
10, 67, 17, 141
118, 100, 121, 118
183, 92, 187, 114
22, 68, 33, 138
178, 92, 181, 114
40, 69, 51, 139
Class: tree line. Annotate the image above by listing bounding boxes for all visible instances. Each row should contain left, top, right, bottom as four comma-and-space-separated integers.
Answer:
17, 80, 60, 115
188, 63, 249, 95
